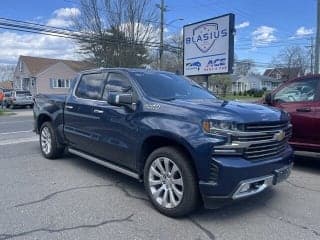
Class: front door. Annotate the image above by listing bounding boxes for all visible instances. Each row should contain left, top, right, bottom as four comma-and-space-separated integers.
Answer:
90, 71, 140, 170
273, 77, 319, 149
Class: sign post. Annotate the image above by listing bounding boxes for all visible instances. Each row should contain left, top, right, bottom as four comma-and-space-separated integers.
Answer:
183, 14, 235, 78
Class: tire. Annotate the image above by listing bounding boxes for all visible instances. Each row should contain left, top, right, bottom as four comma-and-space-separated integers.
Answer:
39, 122, 64, 159
9, 104, 14, 109
144, 146, 199, 217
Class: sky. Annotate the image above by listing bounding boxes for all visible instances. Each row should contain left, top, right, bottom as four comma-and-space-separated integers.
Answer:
0, 0, 317, 72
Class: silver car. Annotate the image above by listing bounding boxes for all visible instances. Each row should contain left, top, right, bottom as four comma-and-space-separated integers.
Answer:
6, 90, 33, 109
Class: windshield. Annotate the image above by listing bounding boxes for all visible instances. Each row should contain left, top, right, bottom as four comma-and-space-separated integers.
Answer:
131, 71, 216, 100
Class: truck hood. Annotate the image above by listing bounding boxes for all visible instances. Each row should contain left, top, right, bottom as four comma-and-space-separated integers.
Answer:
164, 99, 288, 123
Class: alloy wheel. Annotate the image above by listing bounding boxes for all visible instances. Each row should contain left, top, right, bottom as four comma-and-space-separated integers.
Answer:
148, 157, 184, 209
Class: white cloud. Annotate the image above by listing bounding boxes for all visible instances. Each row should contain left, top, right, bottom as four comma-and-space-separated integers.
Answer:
290, 26, 314, 38
236, 21, 250, 29
53, 8, 80, 18
252, 26, 277, 46
47, 7, 80, 28
0, 31, 82, 64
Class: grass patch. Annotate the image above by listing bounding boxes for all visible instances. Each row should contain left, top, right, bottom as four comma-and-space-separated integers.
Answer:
0, 108, 14, 116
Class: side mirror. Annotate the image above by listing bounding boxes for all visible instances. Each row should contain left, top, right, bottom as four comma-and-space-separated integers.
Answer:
108, 92, 133, 106
264, 92, 273, 105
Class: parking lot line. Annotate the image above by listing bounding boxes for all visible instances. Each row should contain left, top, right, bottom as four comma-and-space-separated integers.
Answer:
0, 136, 38, 145
0, 130, 33, 135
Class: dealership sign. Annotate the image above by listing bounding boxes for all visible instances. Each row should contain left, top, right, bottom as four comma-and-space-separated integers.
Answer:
183, 14, 235, 76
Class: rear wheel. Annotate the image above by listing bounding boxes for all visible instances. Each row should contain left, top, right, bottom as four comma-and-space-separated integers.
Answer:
40, 122, 64, 159
144, 147, 199, 217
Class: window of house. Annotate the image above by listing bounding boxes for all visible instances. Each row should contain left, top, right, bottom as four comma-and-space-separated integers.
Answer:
51, 78, 72, 89
75, 73, 107, 100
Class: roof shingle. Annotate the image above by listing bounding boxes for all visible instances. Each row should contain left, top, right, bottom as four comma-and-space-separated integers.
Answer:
19, 55, 95, 76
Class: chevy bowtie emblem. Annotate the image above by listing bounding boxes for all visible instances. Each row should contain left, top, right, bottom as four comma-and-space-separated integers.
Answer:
274, 130, 286, 141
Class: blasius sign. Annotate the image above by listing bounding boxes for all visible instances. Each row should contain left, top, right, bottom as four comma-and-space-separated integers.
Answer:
183, 14, 235, 76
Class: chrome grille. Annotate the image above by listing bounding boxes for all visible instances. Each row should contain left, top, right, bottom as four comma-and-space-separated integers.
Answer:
244, 139, 288, 160
245, 121, 289, 132
242, 122, 292, 160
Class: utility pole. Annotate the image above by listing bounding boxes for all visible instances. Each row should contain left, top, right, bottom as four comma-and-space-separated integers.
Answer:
315, 0, 320, 73
157, 0, 167, 70
306, 37, 314, 74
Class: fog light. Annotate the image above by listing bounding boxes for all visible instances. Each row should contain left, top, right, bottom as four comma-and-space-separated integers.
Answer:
239, 183, 250, 193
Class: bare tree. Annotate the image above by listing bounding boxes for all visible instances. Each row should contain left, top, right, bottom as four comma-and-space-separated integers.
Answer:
74, 0, 157, 67
234, 59, 255, 76
161, 31, 183, 73
209, 74, 232, 97
271, 46, 309, 79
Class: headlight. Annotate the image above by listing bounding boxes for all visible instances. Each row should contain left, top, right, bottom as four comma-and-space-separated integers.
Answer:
202, 120, 239, 134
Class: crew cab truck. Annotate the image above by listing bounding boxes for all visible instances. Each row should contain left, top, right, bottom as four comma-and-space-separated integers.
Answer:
34, 68, 293, 217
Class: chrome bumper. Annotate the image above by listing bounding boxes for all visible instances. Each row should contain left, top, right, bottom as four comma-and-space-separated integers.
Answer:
232, 163, 292, 199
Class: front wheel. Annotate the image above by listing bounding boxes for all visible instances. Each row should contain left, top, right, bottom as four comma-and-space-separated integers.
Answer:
144, 147, 199, 217
40, 122, 64, 159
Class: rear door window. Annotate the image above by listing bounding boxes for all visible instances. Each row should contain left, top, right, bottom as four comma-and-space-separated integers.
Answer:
16, 91, 32, 97
75, 73, 107, 100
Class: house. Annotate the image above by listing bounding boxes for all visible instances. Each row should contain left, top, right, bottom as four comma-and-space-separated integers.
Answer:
0, 80, 14, 91
13, 56, 95, 95
231, 74, 283, 93
263, 67, 303, 81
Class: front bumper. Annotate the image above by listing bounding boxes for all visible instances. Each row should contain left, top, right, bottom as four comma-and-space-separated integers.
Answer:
199, 147, 293, 209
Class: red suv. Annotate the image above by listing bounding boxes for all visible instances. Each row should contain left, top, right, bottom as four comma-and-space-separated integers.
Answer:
264, 75, 320, 159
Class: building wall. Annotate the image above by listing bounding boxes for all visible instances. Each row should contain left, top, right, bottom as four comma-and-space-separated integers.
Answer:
36, 62, 77, 94
13, 59, 31, 90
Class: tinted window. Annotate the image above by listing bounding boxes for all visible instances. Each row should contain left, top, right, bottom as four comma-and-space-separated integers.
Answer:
76, 73, 107, 100
102, 73, 132, 100
131, 71, 216, 100
16, 91, 32, 96
274, 78, 318, 103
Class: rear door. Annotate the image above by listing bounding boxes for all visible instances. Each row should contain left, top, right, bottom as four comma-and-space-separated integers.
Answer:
64, 72, 107, 154
273, 77, 319, 148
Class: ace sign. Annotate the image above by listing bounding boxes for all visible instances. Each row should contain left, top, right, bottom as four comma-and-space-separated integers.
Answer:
183, 14, 235, 76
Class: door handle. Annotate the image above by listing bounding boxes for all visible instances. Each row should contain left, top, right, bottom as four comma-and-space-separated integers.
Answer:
94, 109, 104, 114
296, 107, 311, 112
65, 105, 74, 110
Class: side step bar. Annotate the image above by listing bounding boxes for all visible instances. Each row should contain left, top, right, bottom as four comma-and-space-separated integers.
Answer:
68, 148, 140, 180
294, 151, 320, 159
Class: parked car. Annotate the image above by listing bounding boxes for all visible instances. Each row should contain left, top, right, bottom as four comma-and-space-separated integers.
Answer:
34, 68, 293, 217
264, 75, 320, 158
6, 90, 33, 109
3, 91, 12, 108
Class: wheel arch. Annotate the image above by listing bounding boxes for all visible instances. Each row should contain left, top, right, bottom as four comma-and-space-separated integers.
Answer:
138, 134, 198, 180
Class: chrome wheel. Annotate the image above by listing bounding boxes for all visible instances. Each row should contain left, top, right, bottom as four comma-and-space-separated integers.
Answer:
148, 157, 184, 209
41, 126, 52, 155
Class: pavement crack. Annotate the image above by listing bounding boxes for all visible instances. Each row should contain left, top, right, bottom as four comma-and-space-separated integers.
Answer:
114, 182, 148, 202
263, 212, 320, 237
14, 184, 114, 208
0, 214, 134, 240
285, 180, 320, 193
189, 217, 215, 240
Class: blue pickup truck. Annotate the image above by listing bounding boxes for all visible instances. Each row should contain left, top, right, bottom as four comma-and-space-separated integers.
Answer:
34, 68, 293, 217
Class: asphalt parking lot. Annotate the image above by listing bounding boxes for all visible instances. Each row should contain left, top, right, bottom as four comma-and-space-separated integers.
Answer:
0, 109, 319, 240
